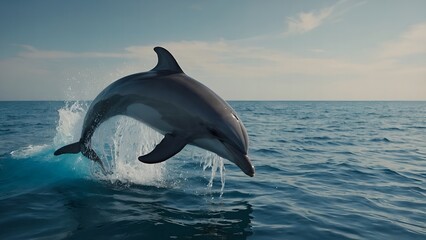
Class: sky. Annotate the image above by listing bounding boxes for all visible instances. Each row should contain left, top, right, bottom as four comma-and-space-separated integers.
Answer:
0, 0, 425, 100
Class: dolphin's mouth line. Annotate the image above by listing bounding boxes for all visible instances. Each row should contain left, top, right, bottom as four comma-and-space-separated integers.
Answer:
223, 142, 255, 177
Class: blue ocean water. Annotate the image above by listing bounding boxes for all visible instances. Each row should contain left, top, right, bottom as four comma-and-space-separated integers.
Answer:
0, 101, 425, 239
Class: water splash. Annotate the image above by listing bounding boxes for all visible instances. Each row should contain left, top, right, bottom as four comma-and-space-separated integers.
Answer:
53, 101, 87, 146
52, 101, 166, 186
92, 116, 166, 186
53, 101, 226, 190
201, 152, 226, 195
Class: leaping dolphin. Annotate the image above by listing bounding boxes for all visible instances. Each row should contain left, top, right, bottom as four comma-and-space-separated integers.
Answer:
54, 47, 255, 177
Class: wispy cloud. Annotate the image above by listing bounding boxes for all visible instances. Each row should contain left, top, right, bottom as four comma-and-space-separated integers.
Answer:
16, 45, 134, 59
284, 0, 364, 36
285, 6, 334, 35
379, 22, 426, 59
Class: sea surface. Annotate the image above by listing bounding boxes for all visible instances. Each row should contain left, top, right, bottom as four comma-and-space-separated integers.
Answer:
0, 101, 425, 239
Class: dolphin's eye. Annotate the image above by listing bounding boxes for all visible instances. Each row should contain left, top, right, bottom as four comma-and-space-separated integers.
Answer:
231, 112, 239, 121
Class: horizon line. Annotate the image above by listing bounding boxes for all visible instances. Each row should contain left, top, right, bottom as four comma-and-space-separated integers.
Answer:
1, 99, 425, 102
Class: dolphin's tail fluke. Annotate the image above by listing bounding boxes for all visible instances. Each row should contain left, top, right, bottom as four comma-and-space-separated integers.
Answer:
54, 141, 108, 174
54, 142, 81, 155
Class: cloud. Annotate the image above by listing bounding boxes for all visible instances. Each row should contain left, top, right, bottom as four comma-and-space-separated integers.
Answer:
285, 6, 334, 35
310, 49, 326, 54
12, 40, 372, 81
284, 0, 365, 36
3, 36, 426, 100
16, 45, 135, 59
379, 23, 426, 59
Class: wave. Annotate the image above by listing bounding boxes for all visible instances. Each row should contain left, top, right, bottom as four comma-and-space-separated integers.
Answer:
370, 137, 391, 142
10, 144, 50, 159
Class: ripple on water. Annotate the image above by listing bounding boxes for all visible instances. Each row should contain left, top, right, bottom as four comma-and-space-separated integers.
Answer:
1, 101, 426, 239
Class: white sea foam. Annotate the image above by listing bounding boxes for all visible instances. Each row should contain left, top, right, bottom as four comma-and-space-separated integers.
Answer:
10, 144, 50, 159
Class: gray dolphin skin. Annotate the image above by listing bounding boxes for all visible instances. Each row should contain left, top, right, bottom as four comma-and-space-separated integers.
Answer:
54, 47, 255, 177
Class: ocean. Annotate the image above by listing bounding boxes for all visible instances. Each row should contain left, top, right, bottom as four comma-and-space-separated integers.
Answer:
0, 101, 425, 239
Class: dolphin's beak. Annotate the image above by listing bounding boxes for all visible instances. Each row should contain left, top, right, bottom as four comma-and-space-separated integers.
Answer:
240, 155, 255, 177
224, 142, 255, 177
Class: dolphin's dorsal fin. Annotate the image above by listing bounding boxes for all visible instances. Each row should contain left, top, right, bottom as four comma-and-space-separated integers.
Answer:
151, 47, 184, 73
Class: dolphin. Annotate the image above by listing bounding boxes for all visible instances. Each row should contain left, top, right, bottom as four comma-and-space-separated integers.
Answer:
54, 47, 255, 177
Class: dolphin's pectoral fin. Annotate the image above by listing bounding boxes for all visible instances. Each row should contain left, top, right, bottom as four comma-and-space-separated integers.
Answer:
138, 133, 187, 164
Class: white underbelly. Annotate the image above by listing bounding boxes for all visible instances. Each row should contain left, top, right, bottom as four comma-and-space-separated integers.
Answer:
191, 138, 231, 160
